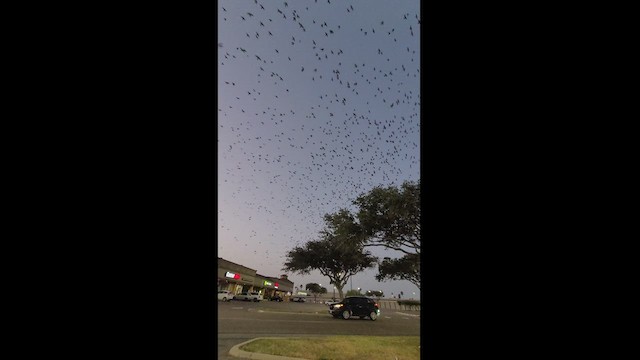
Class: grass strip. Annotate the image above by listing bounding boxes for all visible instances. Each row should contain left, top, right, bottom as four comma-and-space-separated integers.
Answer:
239, 335, 420, 360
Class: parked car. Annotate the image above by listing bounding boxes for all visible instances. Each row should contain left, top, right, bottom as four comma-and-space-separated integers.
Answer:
233, 292, 263, 302
218, 290, 232, 302
270, 295, 283, 302
328, 296, 380, 321
325, 299, 340, 306
290, 296, 306, 302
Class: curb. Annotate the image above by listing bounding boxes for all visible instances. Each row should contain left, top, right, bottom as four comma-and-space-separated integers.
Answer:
229, 337, 309, 360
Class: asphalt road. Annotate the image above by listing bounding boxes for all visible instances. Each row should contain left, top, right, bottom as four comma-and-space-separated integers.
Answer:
217, 299, 420, 359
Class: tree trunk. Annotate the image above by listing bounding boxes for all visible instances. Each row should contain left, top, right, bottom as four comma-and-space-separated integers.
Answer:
336, 285, 345, 300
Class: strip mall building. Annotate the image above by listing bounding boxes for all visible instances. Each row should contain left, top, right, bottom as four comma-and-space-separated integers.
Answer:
217, 257, 294, 299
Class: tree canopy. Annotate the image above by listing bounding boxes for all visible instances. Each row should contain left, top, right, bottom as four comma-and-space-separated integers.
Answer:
329, 180, 421, 289
376, 254, 420, 289
354, 180, 420, 257
282, 215, 377, 300
356, 180, 420, 289
305, 283, 326, 294
283, 180, 420, 296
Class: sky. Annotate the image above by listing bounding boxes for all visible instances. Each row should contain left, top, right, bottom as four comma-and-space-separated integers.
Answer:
218, 0, 420, 299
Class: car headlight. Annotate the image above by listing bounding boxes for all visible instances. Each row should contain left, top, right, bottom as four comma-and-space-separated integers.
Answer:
333, 304, 343, 308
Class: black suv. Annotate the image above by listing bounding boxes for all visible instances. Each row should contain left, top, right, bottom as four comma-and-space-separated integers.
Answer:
328, 296, 380, 321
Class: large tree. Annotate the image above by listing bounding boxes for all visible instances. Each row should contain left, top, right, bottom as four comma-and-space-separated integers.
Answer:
328, 180, 421, 289
355, 180, 421, 289
305, 283, 327, 302
283, 216, 377, 300
376, 254, 420, 289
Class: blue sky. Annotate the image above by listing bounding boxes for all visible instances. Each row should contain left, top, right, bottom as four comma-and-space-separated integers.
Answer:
218, 0, 420, 299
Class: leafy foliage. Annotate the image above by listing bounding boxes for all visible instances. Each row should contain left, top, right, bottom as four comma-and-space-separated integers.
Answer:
321, 209, 363, 243
305, 283, 327, 295
355, 180, 420, 289
376, 253, 420, 289
354, 180, 420, 257
323, 180, 421, 290
345, 289, 362, 297
283, 214, 377, 300
305, 283, 327, 302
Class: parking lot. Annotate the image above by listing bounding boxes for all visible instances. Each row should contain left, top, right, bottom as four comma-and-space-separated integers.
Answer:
217, 299, 420, 359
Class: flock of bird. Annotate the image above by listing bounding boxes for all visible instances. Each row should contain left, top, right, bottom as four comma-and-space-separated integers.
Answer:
218, 0, 420, 274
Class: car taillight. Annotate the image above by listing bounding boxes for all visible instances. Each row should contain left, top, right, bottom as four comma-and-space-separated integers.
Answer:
374, 303, 379, 308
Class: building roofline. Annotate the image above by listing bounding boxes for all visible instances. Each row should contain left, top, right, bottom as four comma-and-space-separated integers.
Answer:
218, 257, 256, 273
218, 258, 294, 285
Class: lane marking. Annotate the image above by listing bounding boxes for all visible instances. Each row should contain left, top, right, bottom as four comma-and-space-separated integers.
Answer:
217, 318, 332, 323
395, 312, 420, 318
231, 307, 243, 310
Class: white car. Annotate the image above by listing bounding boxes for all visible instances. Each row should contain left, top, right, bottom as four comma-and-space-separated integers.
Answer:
218, 290, 232, 302
325, 300, 340, 306
233, 292, 263, 302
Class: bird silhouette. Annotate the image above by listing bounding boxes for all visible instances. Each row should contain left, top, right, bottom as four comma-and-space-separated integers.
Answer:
218, 0, 420, 278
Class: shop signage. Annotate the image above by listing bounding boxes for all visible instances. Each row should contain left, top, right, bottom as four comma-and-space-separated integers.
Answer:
274, 282, 279, 289
264, 280, 273, 286
225, 271, 240, 280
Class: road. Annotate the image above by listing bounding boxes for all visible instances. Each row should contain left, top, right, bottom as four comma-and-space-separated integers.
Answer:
217, 299, 420, 359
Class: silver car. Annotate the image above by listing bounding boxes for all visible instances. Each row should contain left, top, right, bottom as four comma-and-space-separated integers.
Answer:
217, 290, 232, 302
233, 292, 263, 302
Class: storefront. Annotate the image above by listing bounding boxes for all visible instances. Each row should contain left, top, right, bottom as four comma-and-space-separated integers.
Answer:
217, 258, 257, 296
253, 274, 270, 297
217, 257, 295, 300
270, 275, 294, 299
258, 276, 281, 299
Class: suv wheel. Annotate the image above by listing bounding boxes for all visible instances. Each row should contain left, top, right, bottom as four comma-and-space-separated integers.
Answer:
341, 310, 351, 320
222, 297, 227, 302
369, 311, 378, 321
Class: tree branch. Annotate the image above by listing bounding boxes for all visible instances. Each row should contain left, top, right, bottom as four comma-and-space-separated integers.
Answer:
363, 242, 415, 255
